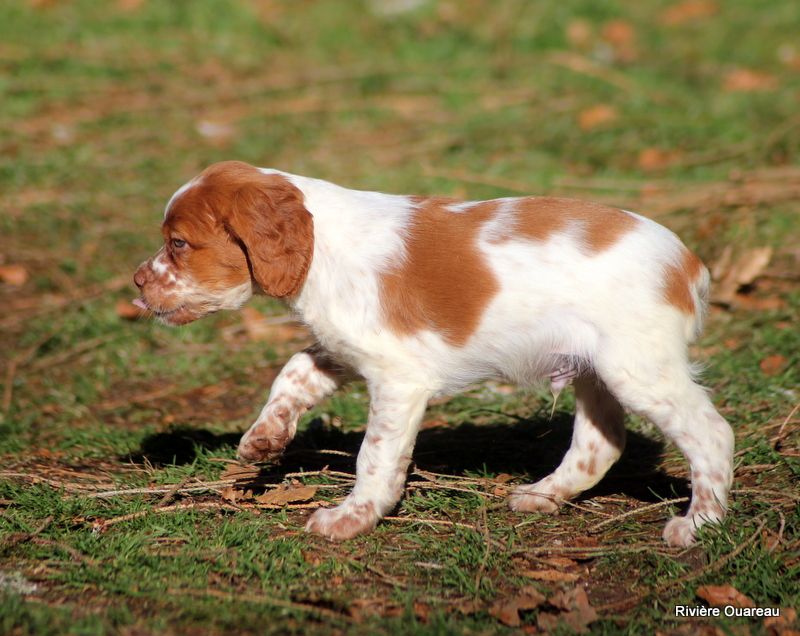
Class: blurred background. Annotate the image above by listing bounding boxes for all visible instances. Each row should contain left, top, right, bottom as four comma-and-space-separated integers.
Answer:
1, 1, 798, 632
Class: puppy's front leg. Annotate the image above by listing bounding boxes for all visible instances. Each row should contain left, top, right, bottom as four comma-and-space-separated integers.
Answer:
238, 346, 343, 462
305, 382, 430, 540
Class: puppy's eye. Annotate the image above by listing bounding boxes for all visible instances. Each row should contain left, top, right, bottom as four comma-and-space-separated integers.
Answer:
171, 239, 187, 249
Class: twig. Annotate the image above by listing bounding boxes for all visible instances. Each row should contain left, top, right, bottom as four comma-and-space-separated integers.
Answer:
0, 472, 98, 493
474, 503, 492, 594
772, 401, 800, 448
169, 587, 352, 624
91, 501, 238, 532
2, 333, 52, 412
86, 480, 236, 498
157, 476, 191, 507
0, 516, 53, 554
384, 515, 479, 532
732, 487, 800, 502
514, 542, 668, 557
547, 52, 640, 93
596, 518, 768, 614
586, 497, 689, 533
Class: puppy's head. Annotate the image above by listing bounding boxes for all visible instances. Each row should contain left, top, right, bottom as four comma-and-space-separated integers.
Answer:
133, 161, 314, 325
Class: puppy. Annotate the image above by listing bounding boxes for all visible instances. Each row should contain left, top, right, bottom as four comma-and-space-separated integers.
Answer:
133, 161, 734, 546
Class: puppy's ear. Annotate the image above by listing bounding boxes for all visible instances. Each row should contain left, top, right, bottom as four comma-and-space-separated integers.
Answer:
224, 175, 314, 298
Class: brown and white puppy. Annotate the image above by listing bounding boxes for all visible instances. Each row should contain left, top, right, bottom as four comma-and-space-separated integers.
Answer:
134, 161, 733, 546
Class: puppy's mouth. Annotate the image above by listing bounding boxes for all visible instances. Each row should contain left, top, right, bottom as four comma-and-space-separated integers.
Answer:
132, 297, 199, 325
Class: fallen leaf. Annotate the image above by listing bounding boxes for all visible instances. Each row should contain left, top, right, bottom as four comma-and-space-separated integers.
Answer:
660, 0, 718, 26
116, 299, 149, 320
239, 307, 307, 342
760, 354, 788, 377
566, 19, 593, 49
539, 556, 579, 568
117, 0, 146, 10
539, 587, 598, 634
601, 20, 637, 62
220, 463, 260, 481
696, 584, 755, 608
571, 535, 600, 548
601, 20, 635, 47
578, 104, 618, 131
723, 68, 778, 92
0, 264, 28, 286
452, 598, 482, 615
494, 473, 515, 484
764, 607, 798, 634
413, 601, 431, 622
522, 569, 580, 582
712, 247, 773, 304
489, 587, 545, 627
734, 294, 787, 312
219, 486, 240, 503
638, 147, 683, 171
256, 484, 318, 506
195, 119, 237, 144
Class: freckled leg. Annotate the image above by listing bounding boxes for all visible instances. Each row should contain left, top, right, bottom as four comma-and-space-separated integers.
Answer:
594, 349, 734, 547
238, 346, 344, 462
510, 376, 626, 513
305, 382, 430, 541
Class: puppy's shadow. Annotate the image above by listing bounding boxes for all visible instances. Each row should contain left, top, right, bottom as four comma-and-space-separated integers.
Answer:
126, 411, 689, 503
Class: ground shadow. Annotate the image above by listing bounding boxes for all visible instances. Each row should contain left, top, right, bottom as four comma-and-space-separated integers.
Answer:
126, 411, 689, 504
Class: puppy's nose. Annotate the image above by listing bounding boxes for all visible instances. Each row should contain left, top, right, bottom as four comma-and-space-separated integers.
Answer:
133, 265, 148, 289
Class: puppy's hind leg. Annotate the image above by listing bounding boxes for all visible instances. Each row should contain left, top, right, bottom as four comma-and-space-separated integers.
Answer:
594, 346, 734, 547
509, 375, 626, 513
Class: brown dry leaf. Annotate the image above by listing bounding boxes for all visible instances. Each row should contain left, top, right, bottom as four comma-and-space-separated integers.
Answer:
256, 484, 318, 506
713, 247, 773, 304
540, 556, 579, 568
349, 597, 385, 622
489, 587, 545, 627
724, 68, 778, 92
765, 607, 798, 633
660, 0, 718, 26
494, 473, 515, 484
219, 486, 240, 503
522, 569, 580, 582
220, 463, 260, 481
601, 20, 637, 62
571, 535, 600, 548
638, 147, 683, 171
239, 307, 307, 342
0, 264, 29, 286
117, 0, 146, 11
413, 601, 431, 622
696, 584, 755, 608
601, 20, 635, 47
578, 105, 618, 131
566, 19, 593, 49
760, 354, 789, 377
195, 119, 237, 145
116, 299, 149, 321
539, 587, 598, 634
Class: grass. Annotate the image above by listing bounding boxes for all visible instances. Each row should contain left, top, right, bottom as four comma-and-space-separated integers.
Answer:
1, 0, 799, 633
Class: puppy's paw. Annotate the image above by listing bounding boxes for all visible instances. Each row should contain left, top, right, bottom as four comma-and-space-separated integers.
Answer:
237, 406, 296, 463
305, 501, 378, 541
662, 515, 698, 547
508, 482, 562, 514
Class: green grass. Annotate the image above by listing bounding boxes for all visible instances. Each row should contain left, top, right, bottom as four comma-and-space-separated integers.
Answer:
2, 0, 799, 634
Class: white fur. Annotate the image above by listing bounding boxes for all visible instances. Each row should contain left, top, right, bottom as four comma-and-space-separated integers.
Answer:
166, 170, 734, 546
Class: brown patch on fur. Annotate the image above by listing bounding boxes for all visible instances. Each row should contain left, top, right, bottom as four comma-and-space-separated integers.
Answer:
663, 248, 705, 314
379, 198, 500, 346
586, 456, 597, 476
493, 197, 637, 252
164, 161, 314, 298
